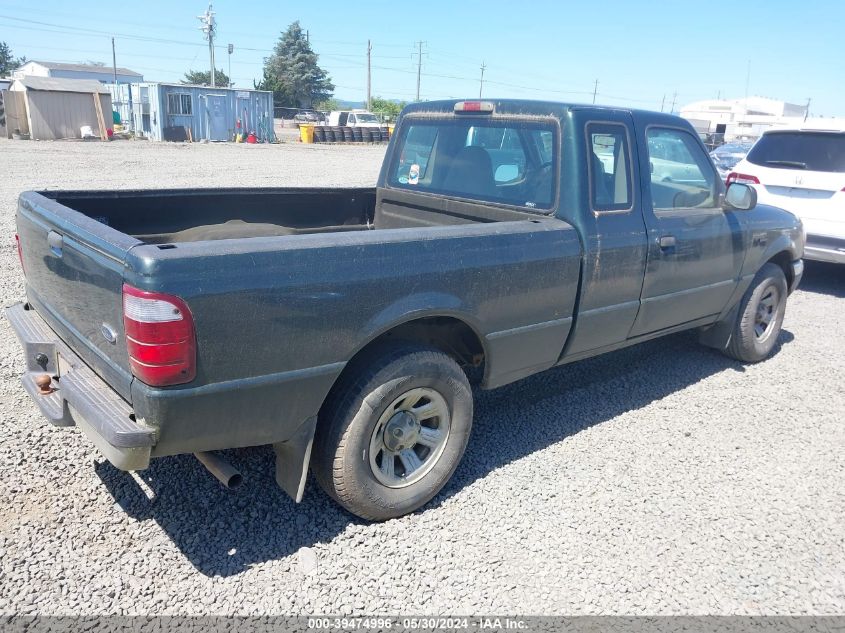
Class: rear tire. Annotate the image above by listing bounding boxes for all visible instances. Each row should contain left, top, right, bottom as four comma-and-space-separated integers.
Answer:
724, 263, 788, 363
312, 344, 473, 521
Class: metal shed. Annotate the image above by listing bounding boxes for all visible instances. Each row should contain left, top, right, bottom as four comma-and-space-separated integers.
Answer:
7, 77, 112, 140
109, 82, 274, 142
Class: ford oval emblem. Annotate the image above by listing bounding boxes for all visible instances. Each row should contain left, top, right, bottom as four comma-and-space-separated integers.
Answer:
101, 323, 117, 344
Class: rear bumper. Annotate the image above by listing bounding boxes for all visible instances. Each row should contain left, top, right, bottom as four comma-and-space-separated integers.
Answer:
804, 234, 845, 265
5, 302, 156, 470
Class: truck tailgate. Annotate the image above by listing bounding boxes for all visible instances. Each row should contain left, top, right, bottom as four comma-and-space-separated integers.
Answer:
16, 192, 142, 401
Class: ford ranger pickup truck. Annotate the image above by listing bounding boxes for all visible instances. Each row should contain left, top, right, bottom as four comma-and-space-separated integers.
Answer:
7, 99, 804, 520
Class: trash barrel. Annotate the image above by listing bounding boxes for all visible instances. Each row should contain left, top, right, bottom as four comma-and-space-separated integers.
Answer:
379, 126, 389, 142
323, 127, 335, 142
313, 126, 326, 143
387, 124, 395, 139
299, 124, 315, 144
352, 127, 364, 142
342, 127, 354, 142
368, 128, 380, 142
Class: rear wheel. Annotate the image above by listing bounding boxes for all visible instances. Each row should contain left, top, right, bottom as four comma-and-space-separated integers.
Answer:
724, 263, 788, 363
312, 344, 473, 521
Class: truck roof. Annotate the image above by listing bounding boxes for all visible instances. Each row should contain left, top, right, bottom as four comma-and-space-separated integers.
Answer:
400, 98, 682, 125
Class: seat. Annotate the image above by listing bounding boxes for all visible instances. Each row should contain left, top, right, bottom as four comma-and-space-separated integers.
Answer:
442, 146, 497, 198
591, 151, 613, 207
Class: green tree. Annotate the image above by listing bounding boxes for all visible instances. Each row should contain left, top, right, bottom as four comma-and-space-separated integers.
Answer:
0, 41, 26, 76
183, 68, 230, 87
313, 98, 340, 112
370, 96, 406, 121
258, 21, 334, 108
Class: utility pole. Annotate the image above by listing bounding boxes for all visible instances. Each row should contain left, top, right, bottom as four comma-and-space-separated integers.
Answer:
228, 43, 233, 88
306, 30, 309, 43
660, 94, 666, 112
198, 3, 216, 88
367, 40, 372, 112
670, 91, 677, 114
415, 41, 426, 101
592, 79, 598, 104
479, 62, 486, 99
804, 97, 811, 122
111, 37, 117, 85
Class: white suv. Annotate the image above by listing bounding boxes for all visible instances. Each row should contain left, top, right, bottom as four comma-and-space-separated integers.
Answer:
728, 127, 845, 264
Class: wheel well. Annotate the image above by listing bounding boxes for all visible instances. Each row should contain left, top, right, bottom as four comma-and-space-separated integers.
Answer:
367, 316, 485, 380
767, 251, 793, 288
332, 316, 486, 395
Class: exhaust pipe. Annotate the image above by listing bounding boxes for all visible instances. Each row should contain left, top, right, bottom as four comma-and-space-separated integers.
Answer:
194, 451, 243, 489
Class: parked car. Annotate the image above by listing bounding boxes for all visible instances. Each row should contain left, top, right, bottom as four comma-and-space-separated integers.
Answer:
8, 99, 804, 521
711, 142, 754, 180
293, 110, 319, 123
327, 110, 381, 127
728, 127, 845, 264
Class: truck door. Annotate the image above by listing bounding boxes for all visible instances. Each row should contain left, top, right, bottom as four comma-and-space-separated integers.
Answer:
629, 123, 743, 336
559, 111, 650, 357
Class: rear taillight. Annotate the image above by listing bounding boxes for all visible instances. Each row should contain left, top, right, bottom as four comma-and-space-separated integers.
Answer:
15, 234, 25, 274
726, 172, 760, 186
122, 284, 196, 387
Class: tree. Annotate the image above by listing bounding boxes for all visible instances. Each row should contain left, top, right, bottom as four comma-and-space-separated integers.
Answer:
0, 41, 26, 76
313, 98, 340, 112
370, 96, 406, 121
183, 68, 230, 87
258, 22, 334, 108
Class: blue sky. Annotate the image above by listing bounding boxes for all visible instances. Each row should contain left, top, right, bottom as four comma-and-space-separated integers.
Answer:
2, 0, 843, 116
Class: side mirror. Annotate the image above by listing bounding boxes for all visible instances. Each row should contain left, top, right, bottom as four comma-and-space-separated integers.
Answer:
494, 164, 520, 183
722, 182, 757, 211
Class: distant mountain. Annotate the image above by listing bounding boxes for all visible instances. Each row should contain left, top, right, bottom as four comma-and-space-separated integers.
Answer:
335, 99, 366, 109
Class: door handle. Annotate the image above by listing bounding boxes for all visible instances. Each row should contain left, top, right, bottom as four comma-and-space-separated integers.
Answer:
658, 235, 676, 250
47, 230, 63, 257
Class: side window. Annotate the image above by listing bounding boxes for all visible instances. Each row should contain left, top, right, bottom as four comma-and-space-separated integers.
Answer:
587, 123, 632, 211
646, 128, 717, 210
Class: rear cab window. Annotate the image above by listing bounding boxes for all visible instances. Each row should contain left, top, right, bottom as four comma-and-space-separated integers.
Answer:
388, 116, 558, 211
746, 131, 845, 173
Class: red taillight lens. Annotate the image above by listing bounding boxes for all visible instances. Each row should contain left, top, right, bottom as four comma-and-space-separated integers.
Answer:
15, 234, 25, 274
726, 172, 760, 186
122, 284, 196, 387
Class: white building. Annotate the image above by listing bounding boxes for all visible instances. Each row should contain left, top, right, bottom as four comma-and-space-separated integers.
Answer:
13, 61, 143, 85
680, 97, 809, 142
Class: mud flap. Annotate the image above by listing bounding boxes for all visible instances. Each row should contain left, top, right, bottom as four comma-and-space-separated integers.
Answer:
273, 416, 317, 502
698, 302, 739, 351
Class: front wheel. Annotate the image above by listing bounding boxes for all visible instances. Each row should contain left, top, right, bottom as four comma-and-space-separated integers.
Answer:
312, 344, 473, 521
724, 263, 788, 363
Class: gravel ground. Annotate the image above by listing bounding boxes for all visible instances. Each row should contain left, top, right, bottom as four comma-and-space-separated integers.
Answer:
0, 138, 843, 616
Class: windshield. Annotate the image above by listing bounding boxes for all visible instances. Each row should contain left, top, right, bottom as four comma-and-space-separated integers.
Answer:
388, 117, 557, 210
746, 132, 845, 172
356, 113, 379, 123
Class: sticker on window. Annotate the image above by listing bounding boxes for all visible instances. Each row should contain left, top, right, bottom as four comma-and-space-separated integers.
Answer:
408, 164, 420, 185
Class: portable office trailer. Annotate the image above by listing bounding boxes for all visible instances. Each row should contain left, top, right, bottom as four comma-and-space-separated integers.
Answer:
109, 83, 273, 142
7, 77, 112, 140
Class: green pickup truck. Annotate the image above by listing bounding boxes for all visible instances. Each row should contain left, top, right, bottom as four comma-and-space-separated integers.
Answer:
7, 99, 804, 520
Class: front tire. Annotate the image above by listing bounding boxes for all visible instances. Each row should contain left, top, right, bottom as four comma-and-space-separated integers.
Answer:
312, 344, 473, 521
725, 263, 788, 363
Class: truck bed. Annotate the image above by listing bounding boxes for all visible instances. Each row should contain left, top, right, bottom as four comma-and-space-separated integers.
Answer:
42, 188, 377, 243
38, 187, 540, 244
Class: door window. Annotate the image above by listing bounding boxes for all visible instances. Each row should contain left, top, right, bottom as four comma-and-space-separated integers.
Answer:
587, 123, 632, 211
646, 128, 717, 210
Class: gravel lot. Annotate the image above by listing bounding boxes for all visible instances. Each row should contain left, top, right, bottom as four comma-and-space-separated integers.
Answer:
0, 138, 843, 616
